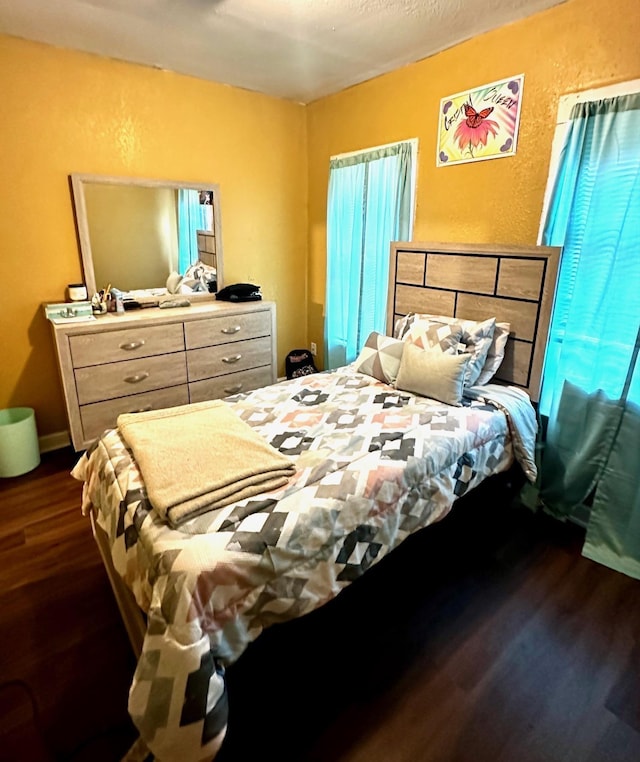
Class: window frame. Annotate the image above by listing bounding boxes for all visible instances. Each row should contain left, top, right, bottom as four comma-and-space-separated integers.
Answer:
538, 78, 640, 244
330, 138, 419, 235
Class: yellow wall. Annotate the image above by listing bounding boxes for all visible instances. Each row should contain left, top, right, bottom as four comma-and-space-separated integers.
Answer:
0, 36, 307, 438
306, 0, 640, 368
1, 0, 638, 442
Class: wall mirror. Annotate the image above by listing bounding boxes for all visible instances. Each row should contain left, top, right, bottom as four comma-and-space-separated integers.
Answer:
70, 173, 224, 300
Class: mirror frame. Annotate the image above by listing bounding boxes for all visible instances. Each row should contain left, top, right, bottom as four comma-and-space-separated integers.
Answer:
70, 173, 224, 300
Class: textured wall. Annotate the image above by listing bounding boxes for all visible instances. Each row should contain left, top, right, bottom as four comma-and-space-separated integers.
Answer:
1, 0, 637, 442
306, 0, 639, 369
0, 37, 307, 439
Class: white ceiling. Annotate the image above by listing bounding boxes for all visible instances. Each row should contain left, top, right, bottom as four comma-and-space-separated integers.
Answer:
0, 0, 565, 103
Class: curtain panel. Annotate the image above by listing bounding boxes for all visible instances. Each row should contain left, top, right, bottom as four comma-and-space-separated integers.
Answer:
324, 143, 412, 369
537, 92, 640, 579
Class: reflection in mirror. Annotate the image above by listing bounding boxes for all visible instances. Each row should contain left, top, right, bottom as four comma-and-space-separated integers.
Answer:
70, 174, 223, 299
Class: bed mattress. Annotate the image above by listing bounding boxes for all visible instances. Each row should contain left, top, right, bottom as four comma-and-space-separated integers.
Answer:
72, 367, 537, 761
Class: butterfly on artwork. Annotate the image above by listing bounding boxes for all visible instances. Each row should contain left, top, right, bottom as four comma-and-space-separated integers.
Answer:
463, 102, 494, 128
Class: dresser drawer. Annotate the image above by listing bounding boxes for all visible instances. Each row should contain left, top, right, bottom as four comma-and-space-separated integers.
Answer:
187, 337, 271, 382
70, 323, 185, 368
184, 310, 271, 350
189, 367, 273, 403
80, 385, 190, 443
49, 300, 277, 451
75, 353, 188, 405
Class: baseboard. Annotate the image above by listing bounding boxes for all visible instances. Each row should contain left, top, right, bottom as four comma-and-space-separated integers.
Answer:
39, 430, 71, 453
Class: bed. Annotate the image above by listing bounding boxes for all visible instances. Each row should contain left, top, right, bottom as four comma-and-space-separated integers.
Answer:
72, 241, 559, 762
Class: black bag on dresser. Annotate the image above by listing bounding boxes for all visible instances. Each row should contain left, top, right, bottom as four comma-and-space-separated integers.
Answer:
285, 349, 318, 379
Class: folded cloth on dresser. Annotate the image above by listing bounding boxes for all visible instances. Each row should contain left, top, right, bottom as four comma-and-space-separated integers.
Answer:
117, 400, 296, 527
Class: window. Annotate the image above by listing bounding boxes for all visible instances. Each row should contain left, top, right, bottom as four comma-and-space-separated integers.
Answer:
324, 139, 417, 369
536, 81, 640, 579
539, 81, 640, 415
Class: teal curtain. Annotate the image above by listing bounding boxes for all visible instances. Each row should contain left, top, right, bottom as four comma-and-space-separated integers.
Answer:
178, 189, 209, 274
537, 93, 640, 579
324, 142, 413, 369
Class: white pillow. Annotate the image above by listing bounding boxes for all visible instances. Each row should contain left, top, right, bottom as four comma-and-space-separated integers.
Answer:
395, 342, 470, 406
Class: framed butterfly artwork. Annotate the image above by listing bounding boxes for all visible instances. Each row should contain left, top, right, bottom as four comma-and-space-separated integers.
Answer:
436, 74, 524, 166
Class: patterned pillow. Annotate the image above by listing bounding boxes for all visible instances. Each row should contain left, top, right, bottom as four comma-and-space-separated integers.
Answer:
457, 316, 497, 386
475, 322, 510, 385
394, 313, 415, 339
396, 342, 470, 406
403, 318, 464, 355
399, 313, 497, 386
353, 332, 405, 384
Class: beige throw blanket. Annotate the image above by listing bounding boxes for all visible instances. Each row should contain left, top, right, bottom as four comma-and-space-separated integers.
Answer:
117, 400, 296, 527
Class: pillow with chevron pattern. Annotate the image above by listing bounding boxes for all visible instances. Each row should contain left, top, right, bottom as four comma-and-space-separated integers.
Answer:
353, 332, 405, 384
396, 312, 497, 387
393, 312, 415, 339
475, 321, 511, 385
403, 318, 465, 355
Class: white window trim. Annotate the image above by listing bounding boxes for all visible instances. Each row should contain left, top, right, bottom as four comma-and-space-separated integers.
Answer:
538, 79, 640, 244
331, 138, 419, 237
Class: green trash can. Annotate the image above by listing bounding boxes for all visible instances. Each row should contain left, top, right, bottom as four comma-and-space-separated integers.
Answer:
0, 407, 41, 478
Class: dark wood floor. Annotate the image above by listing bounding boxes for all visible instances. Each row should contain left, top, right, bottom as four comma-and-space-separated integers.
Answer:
1, 448, 639, 762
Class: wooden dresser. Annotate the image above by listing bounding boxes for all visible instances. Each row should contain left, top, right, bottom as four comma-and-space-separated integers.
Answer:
49, 300, 277, 451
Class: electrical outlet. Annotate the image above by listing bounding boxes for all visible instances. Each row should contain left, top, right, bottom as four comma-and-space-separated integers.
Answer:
310, 342, 317, 356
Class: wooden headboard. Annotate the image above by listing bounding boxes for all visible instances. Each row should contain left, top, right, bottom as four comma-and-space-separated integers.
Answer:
386, 241, 560, 402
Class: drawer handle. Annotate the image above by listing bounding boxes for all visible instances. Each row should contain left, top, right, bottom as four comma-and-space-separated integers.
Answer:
224, 384, 243, 394
221, 325, 241, 335
222, 354, 242, 364
128, 405, 153, 413
124, 372, 150, 384
120, 340, 146, 351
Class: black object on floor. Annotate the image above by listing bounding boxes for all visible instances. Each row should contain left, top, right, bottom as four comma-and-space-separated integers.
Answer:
285, 348, 318, 379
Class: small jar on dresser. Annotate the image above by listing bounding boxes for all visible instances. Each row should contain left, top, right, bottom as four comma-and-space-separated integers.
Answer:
47, 300, 277, 451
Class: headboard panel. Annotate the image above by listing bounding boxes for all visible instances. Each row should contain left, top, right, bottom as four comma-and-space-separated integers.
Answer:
386, 242, 560, 402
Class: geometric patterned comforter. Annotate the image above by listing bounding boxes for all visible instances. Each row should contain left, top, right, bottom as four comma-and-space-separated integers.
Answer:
71, 367, 537, 762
